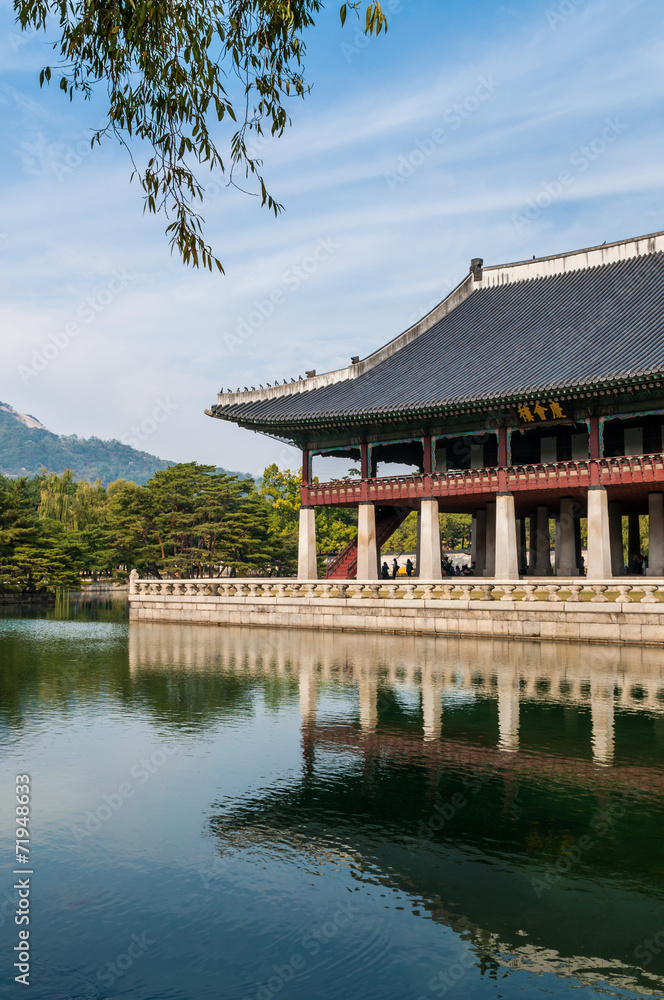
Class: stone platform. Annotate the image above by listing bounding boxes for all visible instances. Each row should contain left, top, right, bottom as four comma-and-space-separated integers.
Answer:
128, 577, 664, 646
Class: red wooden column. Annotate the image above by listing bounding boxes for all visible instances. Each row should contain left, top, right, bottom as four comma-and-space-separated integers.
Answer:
589, 417, 601, 459
498, 427, 509, 467
498, 426, 509, 492
423, 435, 433, 475
589, 416, 601, 486
360, 442, 370, 480
300, 449, 311, 506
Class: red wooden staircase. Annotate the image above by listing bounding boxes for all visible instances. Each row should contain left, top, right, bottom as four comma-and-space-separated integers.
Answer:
325, 506, 411, 579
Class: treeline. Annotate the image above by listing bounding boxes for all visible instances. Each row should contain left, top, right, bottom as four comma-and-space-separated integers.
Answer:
0, 463, 357, 593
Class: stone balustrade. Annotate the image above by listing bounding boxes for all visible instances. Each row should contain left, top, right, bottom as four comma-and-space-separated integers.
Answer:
129, 576, 664, 605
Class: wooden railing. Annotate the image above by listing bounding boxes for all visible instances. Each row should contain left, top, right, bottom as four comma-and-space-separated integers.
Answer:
302, 454, 664, 506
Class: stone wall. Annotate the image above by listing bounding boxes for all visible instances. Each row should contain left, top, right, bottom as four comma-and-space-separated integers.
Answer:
129, 586, 664, 645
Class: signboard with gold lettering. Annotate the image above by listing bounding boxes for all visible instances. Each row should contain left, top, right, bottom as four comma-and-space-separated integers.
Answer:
514, 400, 568, 424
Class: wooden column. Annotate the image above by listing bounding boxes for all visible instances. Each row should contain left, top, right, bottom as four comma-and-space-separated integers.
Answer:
360, 442, 370, 480
302, 449, 311, 485
589, 416, 601, 459
423, 435, 433, 475
588, 416, 601, 487
498, 426, 508, 467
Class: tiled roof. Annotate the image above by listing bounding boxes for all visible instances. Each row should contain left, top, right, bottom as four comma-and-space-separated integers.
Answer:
211, 250, 664, 432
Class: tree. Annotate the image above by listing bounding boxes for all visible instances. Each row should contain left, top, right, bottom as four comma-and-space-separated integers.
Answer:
258, 464, 357, 573
0, 476, 83, 592
15, 0, 387, 271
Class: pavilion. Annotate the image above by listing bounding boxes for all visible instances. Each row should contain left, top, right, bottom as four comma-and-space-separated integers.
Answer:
207, 231, 664, 581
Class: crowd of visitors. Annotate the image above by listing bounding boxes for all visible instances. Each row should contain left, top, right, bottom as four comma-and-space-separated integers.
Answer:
379, 555, 473, 578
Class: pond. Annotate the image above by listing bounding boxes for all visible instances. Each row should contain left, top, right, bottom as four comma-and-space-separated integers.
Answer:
1, 597, 663, 999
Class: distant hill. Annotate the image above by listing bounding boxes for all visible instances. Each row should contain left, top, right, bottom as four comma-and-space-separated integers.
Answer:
0, 402, 250, 486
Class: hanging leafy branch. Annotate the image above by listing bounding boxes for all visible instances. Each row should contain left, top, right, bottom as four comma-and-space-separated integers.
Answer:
14, 0, 387, 272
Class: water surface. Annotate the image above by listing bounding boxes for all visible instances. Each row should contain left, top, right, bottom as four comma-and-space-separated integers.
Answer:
1, 598, 663, 999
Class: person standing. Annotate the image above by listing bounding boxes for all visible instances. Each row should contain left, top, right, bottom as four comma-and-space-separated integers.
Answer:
392, 558, 399, 579
406, 558, 413, 577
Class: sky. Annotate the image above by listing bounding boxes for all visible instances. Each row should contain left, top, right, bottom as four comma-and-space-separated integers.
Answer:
1, 0, 664, 476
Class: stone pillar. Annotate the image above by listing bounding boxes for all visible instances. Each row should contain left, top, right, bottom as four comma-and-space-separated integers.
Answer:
515, 518, 524, 575
495, 493, 519, 579
520, 518, 528, 575
628, 513, 641, 572
474, 509, 487, 576
591, 678, 614, 765
497, 670, 520, 752
298, 507, 318, 580
558, 498, 579, 576
647, 492, 664, 576
535, 506, 551, 576
586, 487, 612, 578
357, 503, 378, 580
609, 501, 624, 576
471, 514, 478, 569
574, 516, 584, 575
483, 501, 496, 576
554, 517, 561, 574
419, 499, 442, 579
528, 514, 538, 575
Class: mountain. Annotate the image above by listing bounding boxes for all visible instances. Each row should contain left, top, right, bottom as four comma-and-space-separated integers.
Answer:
0, 403, 248, 486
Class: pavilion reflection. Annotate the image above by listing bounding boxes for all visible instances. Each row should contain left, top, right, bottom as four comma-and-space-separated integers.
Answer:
129, 622, 664, 767
128, 623, 664, 995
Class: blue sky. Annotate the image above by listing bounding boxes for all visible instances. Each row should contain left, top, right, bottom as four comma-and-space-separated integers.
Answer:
1, 0, 663, 475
